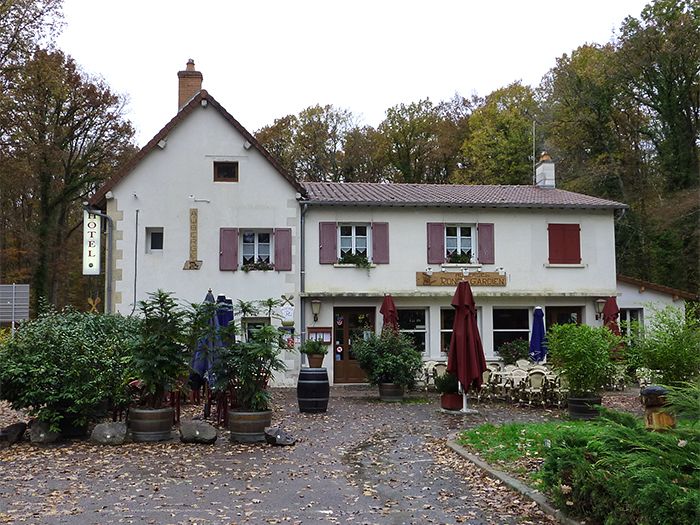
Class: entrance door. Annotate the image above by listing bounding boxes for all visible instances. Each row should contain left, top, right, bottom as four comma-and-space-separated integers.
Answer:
333, 307, 374, 383
546, 307, 582, 328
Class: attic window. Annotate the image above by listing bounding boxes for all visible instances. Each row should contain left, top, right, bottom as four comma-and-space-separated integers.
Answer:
214, 161, 239, 182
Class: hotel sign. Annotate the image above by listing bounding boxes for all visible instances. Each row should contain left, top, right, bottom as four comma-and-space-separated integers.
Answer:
83, 210, 101, 275
416, 271, 506, 287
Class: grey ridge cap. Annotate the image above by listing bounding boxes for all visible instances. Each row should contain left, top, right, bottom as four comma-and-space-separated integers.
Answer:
300, 182, 629, 210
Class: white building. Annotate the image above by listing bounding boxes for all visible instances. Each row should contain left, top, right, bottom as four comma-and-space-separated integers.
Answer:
89, 62, 695, 386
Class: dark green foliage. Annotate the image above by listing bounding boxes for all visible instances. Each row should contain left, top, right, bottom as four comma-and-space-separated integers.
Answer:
0, 307, 139, 431
128, 290, 190, 409
209, 325, 287, 412
541, 408, 699, 525
434, 372, 459, 395
338, 251, 372, 269
298, 338, 328, 356
496, 338, 530, 365
352, 328, 424, 389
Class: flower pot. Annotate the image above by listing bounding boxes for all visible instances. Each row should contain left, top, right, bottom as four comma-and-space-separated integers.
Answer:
306, 354, 325, 368
130, 407, 174, 442
378, 383, 404, 402
440, 393, 463, 410
297, 368, 330, 413
567, 397, 602, 420
228, 410, 272, 443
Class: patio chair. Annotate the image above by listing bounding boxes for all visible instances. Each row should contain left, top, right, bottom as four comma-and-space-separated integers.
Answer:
505, 369, 528, 404
522, 370, 547, 407
515, 359, 532, 370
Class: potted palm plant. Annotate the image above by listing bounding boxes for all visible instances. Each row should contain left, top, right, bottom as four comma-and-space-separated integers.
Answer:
299, 338, 328, 368
127, 290, 190, 441
547, 323, 622, 420
209, 324, 287, 442
352, 328, 424, 402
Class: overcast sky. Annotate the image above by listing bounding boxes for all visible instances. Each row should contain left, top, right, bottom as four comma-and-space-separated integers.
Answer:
57, 0, 651, 147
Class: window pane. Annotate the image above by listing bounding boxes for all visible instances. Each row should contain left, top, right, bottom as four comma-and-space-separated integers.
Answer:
355, 226, 367, 237
243, 232, 255, 244
398, 309, 426, 330
340, 225, 353, 236
150, 231, 163, 250
258, 232, 270, 244
493, 309, 529, 329
494, 332, 529, 351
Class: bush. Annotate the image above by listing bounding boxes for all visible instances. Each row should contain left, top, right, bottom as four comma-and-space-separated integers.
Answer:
496, 338, 530, 365
0, 308, 139, 431
352, 329, 424, 389
547, 323, 621, 397
628, 304, 700, 386
541, 405, 699, 525
299, 338, 328, 356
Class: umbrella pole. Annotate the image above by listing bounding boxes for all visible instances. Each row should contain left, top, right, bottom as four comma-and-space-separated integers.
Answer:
458, 381, 478, 414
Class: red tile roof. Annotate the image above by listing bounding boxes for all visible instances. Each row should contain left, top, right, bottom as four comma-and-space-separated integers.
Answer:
617, 275, 697, 301
301, 182, 629, 209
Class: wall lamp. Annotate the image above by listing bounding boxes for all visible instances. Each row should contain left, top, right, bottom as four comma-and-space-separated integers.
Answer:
594, 298, 607, 320
311, 300, 322, 322
425, 267, 433, 276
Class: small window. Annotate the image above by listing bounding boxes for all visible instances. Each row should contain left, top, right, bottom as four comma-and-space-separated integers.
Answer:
214, 161, 239, 182
243, 317, 270, 342
339, 224, 369, 259
620, 308, 643, 340
146, 227, 163, 252
548, 223, 581, 264
492, 308, 529, 353
398, 309, 427, 353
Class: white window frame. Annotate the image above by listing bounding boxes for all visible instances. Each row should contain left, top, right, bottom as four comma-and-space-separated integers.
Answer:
492, 308, 530, 353
338, 223, 370, 259
445, 224, 475, 263
241, 230, 272, 265
146, 227, 163, 253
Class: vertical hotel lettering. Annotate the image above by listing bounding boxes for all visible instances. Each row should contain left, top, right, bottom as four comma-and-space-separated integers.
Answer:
82, 210, 101, 275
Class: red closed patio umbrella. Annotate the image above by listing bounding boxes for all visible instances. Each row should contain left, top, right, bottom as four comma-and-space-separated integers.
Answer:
380, 294, 399, 333
447, 281, 487, 412
602, 296, 621, 336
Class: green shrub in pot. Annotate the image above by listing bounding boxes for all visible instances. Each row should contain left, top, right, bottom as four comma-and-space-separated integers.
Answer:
352, 329, 424, 390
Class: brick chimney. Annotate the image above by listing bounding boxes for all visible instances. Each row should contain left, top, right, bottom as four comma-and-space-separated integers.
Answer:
535, 152, 555, 188
177, 59, 203, 110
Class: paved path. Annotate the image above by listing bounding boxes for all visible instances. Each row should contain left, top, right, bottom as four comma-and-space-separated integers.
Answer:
1, 386, 565, 524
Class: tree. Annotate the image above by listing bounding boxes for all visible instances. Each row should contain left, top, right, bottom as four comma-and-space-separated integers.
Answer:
616, 0, 700, 190
458, 82, 540, 185
379, 99, 441, 183
1, 49, 136, 312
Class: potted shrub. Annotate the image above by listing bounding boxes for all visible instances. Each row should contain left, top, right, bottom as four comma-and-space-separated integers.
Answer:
0, 306, 138, 438
434, 372, 461, 410
352, 328, 424, 402
127, 290, 191, 441
496, 338, 530, 366
299, 338, 328, 368
547, 323, 622, 419
209, 324, 287, 442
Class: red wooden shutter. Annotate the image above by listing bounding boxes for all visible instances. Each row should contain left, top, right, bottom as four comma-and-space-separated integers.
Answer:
372, 222, 390, 264
477, 223, 495, 264
548, 224, 581, 264
274, 228, 292, 271
319, 222, 337, 264
427, 222, 444, 264
219, 228, 238, 271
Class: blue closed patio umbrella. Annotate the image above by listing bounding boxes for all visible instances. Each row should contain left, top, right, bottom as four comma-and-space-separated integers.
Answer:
529, 306, 546, 363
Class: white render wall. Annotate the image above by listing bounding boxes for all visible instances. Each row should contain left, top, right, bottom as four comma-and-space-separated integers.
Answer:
106, 104, 302, 385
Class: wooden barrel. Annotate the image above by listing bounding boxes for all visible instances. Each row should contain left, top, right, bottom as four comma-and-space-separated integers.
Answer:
567, 397, 602, 420
641, 385, 676, 431
378, 383, 405, 402
297, 368, 330, 413
130, 408, 174, 442
228, 410, 272, 443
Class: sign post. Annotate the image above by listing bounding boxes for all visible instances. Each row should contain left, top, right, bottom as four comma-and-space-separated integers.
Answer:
83, 210, 101, 275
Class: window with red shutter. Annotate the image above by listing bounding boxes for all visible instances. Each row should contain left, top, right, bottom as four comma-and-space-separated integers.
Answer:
548, 223, 581, 264
427, 222, 445, 264
274, 228, 292, 271
319, 222, 337, 264
477, 223, 495, 264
